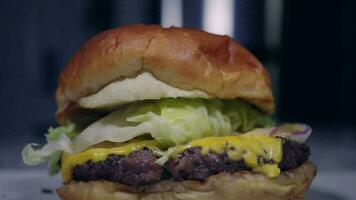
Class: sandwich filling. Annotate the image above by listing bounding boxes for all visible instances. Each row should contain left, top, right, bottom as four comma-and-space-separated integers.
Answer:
68, 138, 309, 186
22, 97, 311, 187
62, 134, 310, 185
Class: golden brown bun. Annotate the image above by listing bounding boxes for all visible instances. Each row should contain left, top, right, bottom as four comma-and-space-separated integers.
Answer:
57, 161, 316, 200
55, 24, 274, 123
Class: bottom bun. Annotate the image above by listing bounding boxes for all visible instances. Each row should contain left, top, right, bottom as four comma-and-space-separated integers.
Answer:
57, 161, 316, 200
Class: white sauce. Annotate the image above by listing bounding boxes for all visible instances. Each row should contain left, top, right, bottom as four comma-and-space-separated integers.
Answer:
79, 72, 211, 109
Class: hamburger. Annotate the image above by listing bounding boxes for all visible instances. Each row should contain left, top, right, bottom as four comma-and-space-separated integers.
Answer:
22, 24, 316, 200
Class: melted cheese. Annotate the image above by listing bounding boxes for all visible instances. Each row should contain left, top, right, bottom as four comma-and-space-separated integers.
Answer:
61, 134, 283, 183
173, 134, 282, 178
61, 140, 161, 183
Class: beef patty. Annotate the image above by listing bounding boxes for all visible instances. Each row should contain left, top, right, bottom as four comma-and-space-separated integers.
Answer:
71, 139, 310, 186
72, 148, 162, 186
167, 139, 310, 181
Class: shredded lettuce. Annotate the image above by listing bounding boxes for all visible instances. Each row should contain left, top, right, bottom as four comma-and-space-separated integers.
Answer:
22, 122, 78, 174
67, 99, 229, 151
224, 99, 275, 132
22, 132, 73, 165
45, 123, 78, 142
22, 98, 273, 171
47, 150, 62, 176
126, 99, 232, 147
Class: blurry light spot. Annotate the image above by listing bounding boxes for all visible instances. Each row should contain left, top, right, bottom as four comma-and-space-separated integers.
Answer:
203, 0, 235, 36
264, 0, 283, 50
161, 0, 183, 27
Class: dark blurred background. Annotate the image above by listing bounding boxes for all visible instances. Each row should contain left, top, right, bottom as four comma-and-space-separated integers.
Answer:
0, 0, 355, 172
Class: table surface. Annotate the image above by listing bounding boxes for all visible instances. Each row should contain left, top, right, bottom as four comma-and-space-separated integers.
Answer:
0, 169, 355, 200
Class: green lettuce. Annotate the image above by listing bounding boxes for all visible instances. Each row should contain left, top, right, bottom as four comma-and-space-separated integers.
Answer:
22, 122, 78, 174
45, 123, 78, 142
126, 99, 232, 147
224, 99, 275, 132
22, 98, 273, 171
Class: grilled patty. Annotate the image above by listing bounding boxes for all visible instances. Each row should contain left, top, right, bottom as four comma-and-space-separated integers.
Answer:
167, 139, 310, 181
72, 148, 162, 186
71, 139, 310, 186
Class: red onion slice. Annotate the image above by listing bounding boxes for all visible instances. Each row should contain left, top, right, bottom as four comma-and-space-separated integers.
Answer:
244, 123, 312, 144
275, 123, 312, 143
269, 127, 279, 136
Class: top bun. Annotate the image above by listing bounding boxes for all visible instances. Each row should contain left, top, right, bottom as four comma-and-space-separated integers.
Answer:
55, 24, 274, 123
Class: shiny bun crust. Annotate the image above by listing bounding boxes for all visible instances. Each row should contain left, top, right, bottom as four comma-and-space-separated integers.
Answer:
55, 24, 274, 122
57, 162, 316, 200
